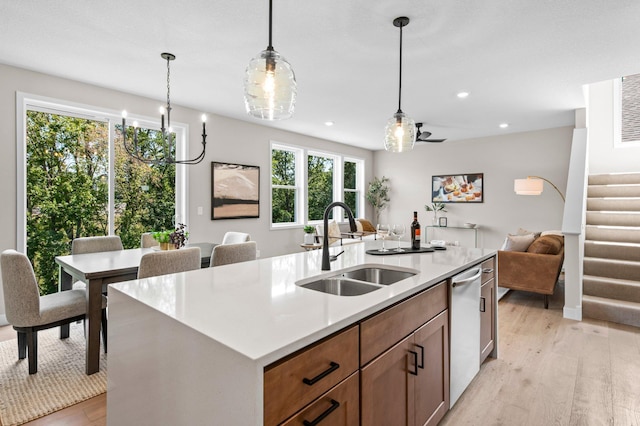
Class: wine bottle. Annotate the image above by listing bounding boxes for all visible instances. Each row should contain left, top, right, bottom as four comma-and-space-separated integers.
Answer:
411, 211, 421, 250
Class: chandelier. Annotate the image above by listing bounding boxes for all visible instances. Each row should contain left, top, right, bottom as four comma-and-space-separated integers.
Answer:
121, 53, 207, 165
243, 0, 297, 120
384, 17, 416, 153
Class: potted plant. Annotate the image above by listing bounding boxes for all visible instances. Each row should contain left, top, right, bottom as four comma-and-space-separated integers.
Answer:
303, 225, 316, 244
366, 176, 390, 225
424, 203, 447, 226
153, 223, 189, 250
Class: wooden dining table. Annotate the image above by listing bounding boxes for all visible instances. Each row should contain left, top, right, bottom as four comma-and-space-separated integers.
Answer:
55, 242, 216, 375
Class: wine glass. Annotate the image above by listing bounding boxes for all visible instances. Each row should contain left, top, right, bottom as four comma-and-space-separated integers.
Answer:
377, 224, 390, 252
392, 224, 405, 252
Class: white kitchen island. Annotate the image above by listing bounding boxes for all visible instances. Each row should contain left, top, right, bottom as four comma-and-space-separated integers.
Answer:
107, 242, 496, 425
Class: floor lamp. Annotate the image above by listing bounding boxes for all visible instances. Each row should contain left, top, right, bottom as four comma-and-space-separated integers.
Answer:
514, 176, 566, 202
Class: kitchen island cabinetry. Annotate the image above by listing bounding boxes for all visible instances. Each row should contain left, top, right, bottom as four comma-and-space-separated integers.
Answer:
108, 243, 496, 425
480, 257, 496, 363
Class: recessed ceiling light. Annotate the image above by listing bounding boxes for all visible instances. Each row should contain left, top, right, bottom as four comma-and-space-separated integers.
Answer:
499, 123, 509, 129
324, 121, 334, 126
457, 92, 469, 99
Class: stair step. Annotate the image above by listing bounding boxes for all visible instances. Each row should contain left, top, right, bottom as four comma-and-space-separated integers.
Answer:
582, 295, 640, 327
584, 257, 640, 281
589, 173, 640, 186
585, 225, 640, 243
586, 211, 640, 226
583, 275, 640, 303
587, 184, 640, 198
584, 240, 640, 261
587, 197, 640, 211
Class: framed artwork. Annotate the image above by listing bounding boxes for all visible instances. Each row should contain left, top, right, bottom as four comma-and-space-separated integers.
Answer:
439, 217, 448, 227
211, 162, 260, 219
432, 173, 483, 203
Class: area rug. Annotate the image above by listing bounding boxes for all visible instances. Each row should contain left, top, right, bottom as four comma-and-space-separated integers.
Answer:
0, 323, 106, 425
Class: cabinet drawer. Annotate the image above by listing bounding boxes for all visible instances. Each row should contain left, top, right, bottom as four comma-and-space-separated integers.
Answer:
281, 372, 359, 426
360, 281, 447, 366
264, 325, 359, 426
481, 257, 495, 284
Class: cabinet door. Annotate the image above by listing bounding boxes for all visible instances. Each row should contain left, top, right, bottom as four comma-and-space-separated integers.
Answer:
361, 335, 415, 426
413, 310, 449, 426
480, 278, 495, 363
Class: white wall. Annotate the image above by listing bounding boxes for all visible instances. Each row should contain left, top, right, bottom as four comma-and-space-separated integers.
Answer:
0, 63, 374, 317
588, 79, 640, 173
373, 126, 573, 249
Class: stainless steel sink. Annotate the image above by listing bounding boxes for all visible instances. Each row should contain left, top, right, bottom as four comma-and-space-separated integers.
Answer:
299, 278, 381, 296
297, 265, 418, 296
338, 268, 416, 285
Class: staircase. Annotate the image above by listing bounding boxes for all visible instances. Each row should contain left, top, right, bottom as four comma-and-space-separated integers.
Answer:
583, 173, 640, 327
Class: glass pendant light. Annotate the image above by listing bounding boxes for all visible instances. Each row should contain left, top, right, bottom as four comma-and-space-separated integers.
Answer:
244, 0, 296, 120
384, 17, 415, 152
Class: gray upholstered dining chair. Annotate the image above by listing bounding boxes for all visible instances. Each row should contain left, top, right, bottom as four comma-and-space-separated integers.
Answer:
140, 232, 159, 248
1, 249, 108, 374
137, 247, 201, 279
221, 232, 251, 245
210, 241, 257, 267
71, 235, 124, 292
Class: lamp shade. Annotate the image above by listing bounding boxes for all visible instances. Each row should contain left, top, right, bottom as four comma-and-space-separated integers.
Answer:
243, 49, 296, 121
384, 112, 416, 152
514, 178, 544, 195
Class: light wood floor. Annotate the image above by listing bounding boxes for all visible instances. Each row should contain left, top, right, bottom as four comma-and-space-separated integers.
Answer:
1, 284, 639, 425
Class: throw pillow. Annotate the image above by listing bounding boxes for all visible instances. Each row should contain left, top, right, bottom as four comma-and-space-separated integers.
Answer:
516, 228, 541, 239
527, 235, 563, 255
501, 233, 536, 252
358, 219, 376, 233
355, 220, 364, 233
541, 230, 563, 237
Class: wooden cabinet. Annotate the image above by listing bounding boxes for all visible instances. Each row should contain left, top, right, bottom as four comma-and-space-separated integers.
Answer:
480, 258, 495, 363
281, 372, 360, 426
360, 282, 449, 426
264, 325, 359, 425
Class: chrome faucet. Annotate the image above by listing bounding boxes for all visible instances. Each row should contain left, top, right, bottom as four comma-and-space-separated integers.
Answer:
322, 202, 357, 270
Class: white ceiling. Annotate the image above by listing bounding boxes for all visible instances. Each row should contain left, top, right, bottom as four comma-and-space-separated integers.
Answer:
2, 0, 640, 151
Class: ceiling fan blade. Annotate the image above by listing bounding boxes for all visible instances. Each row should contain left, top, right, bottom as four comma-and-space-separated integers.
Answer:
416, 138, 447, 143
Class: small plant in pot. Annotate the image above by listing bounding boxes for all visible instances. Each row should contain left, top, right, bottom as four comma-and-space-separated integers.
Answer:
153, 223, 189, 250
424, 203, 447, 225
303, 225, 316, 245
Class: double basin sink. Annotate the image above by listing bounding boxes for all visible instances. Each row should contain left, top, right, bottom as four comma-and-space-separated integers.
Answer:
297, 266, 417, 296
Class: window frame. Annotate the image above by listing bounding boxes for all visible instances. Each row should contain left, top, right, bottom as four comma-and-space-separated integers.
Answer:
613, 77, 640, 148
16, 92, 189, 252
269, 141, 365, 229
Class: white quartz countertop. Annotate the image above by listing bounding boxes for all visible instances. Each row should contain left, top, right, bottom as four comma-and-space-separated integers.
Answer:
109, 242, 495, 366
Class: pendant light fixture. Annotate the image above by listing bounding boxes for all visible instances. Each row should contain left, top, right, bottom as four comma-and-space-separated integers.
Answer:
121, 53, 207, 165
243, 0, 297, 121
384, 17, 415, 152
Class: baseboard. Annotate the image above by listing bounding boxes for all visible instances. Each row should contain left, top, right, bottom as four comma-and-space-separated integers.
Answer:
563, 306, 582, 321
497, 286, 510, 300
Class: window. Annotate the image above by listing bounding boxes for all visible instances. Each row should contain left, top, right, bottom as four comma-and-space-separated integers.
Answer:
270, 141, 364, 227
614, 74, 640, 147
18, 93, 187, 294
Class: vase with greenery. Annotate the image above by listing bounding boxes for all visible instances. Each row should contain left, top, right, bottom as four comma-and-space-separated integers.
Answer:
366, 176, 390, 225
424, 202, 447, 225
303, 225, 316, 244
152, 223, 189, 250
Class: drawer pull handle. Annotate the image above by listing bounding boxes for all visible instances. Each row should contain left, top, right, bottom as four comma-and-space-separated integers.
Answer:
303, 362, 340, 386
408, 351, 419, 376
415, 344, 425, 369
302, 399, 340, 426
482, 268, 494, 273
480, 296, 486, 312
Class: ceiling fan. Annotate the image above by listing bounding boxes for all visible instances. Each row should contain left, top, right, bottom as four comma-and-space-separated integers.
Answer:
415, 123, 446, 143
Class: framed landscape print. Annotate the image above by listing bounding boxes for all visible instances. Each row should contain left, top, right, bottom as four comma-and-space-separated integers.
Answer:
432, 173, 483, 203
211, 162, 260, 219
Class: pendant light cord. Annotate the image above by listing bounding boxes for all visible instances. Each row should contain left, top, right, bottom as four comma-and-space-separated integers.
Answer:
267, 0, 274, 51
166, 55, 171, 127
397, 21, 403, 113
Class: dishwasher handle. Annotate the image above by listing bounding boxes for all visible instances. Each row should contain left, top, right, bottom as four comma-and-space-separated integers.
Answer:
451, 268, 482, 288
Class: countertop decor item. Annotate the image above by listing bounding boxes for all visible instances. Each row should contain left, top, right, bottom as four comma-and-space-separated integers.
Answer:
243, 0, 296, 120
384, 17, 416, 152
152, 223, 188, 250
303, 225, 316, 244
425, 202, 447, 225
121, 53, 207, 165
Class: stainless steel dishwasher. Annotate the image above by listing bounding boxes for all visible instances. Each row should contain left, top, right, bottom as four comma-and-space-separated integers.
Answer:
449, 266, 482, 407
